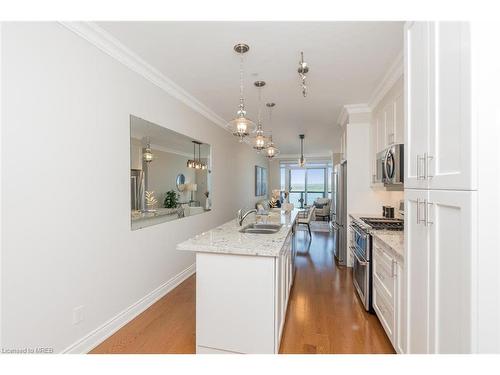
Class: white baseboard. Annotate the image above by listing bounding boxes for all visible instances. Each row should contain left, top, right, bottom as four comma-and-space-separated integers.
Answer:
62, 263, 196, 354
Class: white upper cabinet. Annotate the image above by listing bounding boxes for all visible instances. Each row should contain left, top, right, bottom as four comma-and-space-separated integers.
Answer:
394, 93, 404, 144
405, 21, 476, 190
376, 111, 386, 152
369, 74, 404, 185
405, 22, 431, 189
428, 22, 476, 190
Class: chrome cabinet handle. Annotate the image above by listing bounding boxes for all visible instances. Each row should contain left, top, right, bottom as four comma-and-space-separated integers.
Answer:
416, 198, 420, 223
416, 154, 420, 179
391, 259, 396, 278
416, 198, 424, 224
425, 153, 434, 179
416, 154, 424, 180
425, 201, 434, 226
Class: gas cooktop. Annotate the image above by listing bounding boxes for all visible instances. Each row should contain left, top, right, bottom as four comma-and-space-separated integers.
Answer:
360, 217, 404, 231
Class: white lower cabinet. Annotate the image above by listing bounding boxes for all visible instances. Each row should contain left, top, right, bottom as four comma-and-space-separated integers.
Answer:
373, 239, 404, 352
395, 261, 407, 354
196, 231, 295, 354
405, 188, 477, 353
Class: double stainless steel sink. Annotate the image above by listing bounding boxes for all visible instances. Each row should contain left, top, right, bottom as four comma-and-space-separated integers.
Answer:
239, 223, 283, 234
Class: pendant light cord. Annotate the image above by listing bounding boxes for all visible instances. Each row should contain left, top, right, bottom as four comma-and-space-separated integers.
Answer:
257, 86, 262, 129
239, 53, 244, 112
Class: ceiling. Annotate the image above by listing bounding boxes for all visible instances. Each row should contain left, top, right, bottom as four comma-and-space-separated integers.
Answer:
100, 21, 404, 156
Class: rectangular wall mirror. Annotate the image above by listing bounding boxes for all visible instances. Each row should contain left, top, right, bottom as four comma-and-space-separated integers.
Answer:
130, 115, 212, 230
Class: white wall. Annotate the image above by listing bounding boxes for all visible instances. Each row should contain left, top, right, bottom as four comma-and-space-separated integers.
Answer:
268, 158, 280, 193
0, 22, 267, 352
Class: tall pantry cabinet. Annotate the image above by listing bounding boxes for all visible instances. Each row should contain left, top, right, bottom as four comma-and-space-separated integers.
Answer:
404, 21, 478, 353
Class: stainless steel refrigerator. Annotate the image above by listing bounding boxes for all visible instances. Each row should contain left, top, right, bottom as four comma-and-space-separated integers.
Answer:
332, 161, 347, 265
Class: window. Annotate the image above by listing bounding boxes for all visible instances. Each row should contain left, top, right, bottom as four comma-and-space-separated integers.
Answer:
280, 167, 286, 191
306, 168, 325, 205
279, 160, 332, 208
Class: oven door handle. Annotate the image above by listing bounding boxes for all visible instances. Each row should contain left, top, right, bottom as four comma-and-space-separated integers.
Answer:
350, 224, 368, 240
351, 247, 368, 266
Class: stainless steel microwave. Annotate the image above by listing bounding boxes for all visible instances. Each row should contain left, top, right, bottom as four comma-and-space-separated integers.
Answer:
376, 144, 404, 185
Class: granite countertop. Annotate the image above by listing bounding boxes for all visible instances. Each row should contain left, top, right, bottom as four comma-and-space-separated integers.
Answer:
372, 231, 404, 262
176, 209, 299, 257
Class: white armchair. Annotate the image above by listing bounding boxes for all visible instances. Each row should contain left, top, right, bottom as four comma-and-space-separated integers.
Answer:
297, 206, 315, 237
313, 198, 331, 221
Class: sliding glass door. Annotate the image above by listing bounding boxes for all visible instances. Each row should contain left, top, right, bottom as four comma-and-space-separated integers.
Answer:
289, 169, 306, 208
286, 167, 330, 208
306, 168, 326, 204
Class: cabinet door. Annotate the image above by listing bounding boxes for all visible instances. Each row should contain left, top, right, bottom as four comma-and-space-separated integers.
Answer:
373, 279, 395, 344
394, 92, 404, 144
370, 116, 378, 183
405, 189, 430, 353
428, 22, 476, 190
275, 254, 283, 346
395, 261, 407, 354
427, 190, 477, 353
405, 22, 431, 189
385, 102, 395, 146
376, 111, 386, 153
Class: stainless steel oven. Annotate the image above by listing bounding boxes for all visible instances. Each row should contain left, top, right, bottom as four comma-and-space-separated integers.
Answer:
349, 222, 372, 311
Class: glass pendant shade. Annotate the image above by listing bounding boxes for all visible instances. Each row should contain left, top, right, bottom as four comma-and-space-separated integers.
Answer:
265, 136, 280, 159
143, 147, 153, 163
227, 43, 255, 142
143, 139, 154, 163
228, 113, 256, 142
252, 125, 268, 152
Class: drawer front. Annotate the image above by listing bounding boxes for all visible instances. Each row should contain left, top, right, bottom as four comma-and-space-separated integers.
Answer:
373, 246, 395, 299
373, 278, 395, 341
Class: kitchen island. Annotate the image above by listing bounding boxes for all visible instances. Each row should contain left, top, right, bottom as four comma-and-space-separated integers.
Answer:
177, 209, 298, 354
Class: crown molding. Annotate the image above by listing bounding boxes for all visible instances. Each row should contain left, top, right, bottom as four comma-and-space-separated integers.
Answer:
59, 22, 227, 129
131, 137, 198, 159
367, 50, 404, 110
336, 103, 371, 126
274, 153, 333, 160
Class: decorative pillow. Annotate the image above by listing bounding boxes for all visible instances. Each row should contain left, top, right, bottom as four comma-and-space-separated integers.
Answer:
314, 202, 326, 209
269, 198, 281, 208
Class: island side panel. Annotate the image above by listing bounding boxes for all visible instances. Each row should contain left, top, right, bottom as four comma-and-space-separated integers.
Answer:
196, 252, 276, 354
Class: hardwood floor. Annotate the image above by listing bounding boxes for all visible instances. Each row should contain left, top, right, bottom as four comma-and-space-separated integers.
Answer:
279, 230, 394, 354
91, 228, 394, 354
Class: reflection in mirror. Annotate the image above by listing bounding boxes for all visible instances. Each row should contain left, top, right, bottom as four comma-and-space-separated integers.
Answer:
176, 174, 186, 191
130, 115, 212, 230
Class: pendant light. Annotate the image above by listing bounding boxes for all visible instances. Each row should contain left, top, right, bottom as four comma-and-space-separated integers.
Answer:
298, 134, 306, 167
265, 103, 279, 159
143, 137, 154, 163
298, 51, 309, 98
200, 143, 208, 170
251, 80, 269, 153
187, 141, 196, 168
227, 43, 256, 142
195, 142, 202, 170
